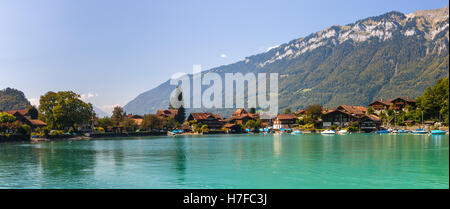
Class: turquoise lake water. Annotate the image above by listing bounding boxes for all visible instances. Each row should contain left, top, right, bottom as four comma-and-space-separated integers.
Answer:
0, 134, 448, 189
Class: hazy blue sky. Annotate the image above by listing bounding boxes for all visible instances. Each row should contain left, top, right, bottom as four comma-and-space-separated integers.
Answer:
0, 0, 448, 113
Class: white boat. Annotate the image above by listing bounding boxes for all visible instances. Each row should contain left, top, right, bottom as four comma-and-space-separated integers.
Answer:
321, 130, 336, 135
337, 130, 348, 135
412, 129, 428, 135
291, 130, 302, 135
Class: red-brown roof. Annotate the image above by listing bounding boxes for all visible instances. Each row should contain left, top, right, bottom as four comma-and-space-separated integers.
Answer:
368, 100, 391, 106
276, 114, 298, 120
232, 108, 248, 117
224, 123, 240, 128
189, 113, 222, 120
389, 97, 416, 103
363, 114, 381, 122
127, 114, 144, 119
295, 110, 306, 115
336, 105, 367, 115
5, 109, 29, 116
157, 109, 178, 118
28, 119, 47, 126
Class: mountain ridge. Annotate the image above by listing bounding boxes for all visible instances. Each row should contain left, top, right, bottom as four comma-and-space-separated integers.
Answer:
124, 6, 449, 115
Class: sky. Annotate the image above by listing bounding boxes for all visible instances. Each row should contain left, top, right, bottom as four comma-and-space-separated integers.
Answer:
0, 0, 448, 114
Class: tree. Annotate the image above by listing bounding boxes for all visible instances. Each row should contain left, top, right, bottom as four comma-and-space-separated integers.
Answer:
366, 107, 374, 115
28, 106, 39, 119
0, 112, 16, 123
305, 104, 323, 120
175, 105, 186, 124
97, 117, 114, 131
0, 88, 31, 111
244, 119, 262, 131
111, 106, 126, 125
416, 77, 449, 123
284, 108, 291, 114
120, 117, 138, 132
249, 108, 256, 114
39, 91, 94, 130
141, 114, 163, 131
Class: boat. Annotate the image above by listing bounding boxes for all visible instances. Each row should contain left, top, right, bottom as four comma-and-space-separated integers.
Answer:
337, 130, 348, 134
413, 129, 428, 134
291, 130, 302, 135
431, 130, 446, 135
321, 130, 336, 135
376, 130, 390, 134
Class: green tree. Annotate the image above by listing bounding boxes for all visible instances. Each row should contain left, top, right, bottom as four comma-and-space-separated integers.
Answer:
0, 112, 16, 123
97, 117, 114, 131
120, 117, 138, 132
249, 108, 256, 114
284, 108, 291, 114
39, 91, 94, 130
174, 105, 186, 124
111, 106, 126, 125
305, 104, 323, 120
141, 114, 163, 131
27, 105, 39, 119
416, 77, 449, 123
366, 107, 374, 115
244, 119, 262, 131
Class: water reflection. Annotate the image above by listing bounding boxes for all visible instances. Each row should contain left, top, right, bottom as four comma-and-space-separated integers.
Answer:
0, 134, 448, 189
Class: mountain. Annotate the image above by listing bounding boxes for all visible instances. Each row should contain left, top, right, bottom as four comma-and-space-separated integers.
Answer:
124, 6, 449, 115
0, 88, 31, 111
93, 106, 110, 118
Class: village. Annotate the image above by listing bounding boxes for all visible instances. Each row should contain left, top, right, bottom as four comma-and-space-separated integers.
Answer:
1, 96, 448, 142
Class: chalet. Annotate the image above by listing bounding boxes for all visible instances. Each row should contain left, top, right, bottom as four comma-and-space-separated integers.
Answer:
295, 109, 306, 115
3, 109, 47, 130
223, 123, 242, 133
359, 114, 381, 132
368, 100, 391, 112
228, 108, 259, 125
321, 105, 367, 128
127, 114, 144, 126
388, 97, 416, 111
157, 109, 179, 118
179, 124, 192, 133
273, 114, 297, 130
187, 113, 224, 130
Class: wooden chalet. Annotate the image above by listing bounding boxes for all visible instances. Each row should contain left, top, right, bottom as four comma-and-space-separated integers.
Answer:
273, 114, 297, 129
4, 109, 47, 130
127, 114, 144, 126
157, 109, 179, 118
322, 105, 367, 128
388, 97, 416, 111
187, 113, 224, 130
359, 114, 381, 132
368, 100, 391, 111
228, 108, 259, 125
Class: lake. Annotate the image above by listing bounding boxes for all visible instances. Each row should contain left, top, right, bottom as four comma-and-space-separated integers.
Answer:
0, 134, 448, 189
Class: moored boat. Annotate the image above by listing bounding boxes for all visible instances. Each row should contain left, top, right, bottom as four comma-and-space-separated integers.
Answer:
337, 130, 348, 135
376, 130, 390, 134
413, 129, 428, 134
321, 130, 336, 135
291, 130, 302, 135
431, 130, 446, 135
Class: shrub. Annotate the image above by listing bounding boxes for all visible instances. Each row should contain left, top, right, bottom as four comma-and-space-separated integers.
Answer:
17, 124, 31, 135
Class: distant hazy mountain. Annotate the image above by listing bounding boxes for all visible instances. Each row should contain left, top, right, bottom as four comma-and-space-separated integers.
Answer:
124, 6, 449, 115
93, 106, 110, 118
0, 88, 31, 111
